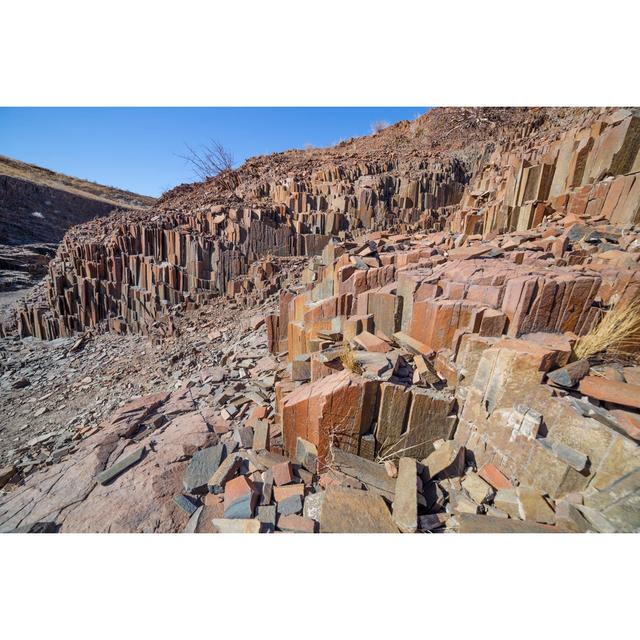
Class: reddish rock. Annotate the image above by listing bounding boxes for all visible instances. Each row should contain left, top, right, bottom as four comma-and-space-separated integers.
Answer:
273, 484, 305, 502
352, 331, 392, 353
478, 463, 513, 490
223, 475, 258, 519
0, 394, 215, 532
579, 376, 640, 410
609, 410, 640, 442
282, 369, 379, 469
277, 514, 316, 533
271, 460, 294, 486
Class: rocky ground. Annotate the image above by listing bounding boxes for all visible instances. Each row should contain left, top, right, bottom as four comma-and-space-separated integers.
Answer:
1, 107, 639, 534
0, 293, 278, 482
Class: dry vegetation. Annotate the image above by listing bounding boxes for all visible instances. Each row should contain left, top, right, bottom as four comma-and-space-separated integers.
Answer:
179, 141, 239, 191
575, 297, 640, 363
339, 347, 363, 375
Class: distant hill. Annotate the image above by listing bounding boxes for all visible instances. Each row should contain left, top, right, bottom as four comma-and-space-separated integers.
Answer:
0, 155, 154, 291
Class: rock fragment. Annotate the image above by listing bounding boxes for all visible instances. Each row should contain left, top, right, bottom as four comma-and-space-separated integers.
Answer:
96, 447, 145, 485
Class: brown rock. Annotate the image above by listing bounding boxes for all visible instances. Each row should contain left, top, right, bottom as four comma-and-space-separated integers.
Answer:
0, 465, 17, 489
421, 442, 465, 480
319, 486, 398, 533
282, 369, 379, 468
277, 514, 316, 533
579, 376, 640, 410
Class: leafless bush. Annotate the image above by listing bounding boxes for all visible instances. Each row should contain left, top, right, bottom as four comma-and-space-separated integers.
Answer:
179, 140, 239, 191
371, 120, 390, 134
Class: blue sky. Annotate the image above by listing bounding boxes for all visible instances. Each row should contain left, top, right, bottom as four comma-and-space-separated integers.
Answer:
0, 107, 427, 197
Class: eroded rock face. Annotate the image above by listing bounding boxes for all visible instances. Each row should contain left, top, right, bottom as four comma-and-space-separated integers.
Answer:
3, 107, 640, 533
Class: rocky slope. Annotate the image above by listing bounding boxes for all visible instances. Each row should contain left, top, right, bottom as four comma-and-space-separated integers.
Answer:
1, 106, 639, 533
0, 155, 154, 294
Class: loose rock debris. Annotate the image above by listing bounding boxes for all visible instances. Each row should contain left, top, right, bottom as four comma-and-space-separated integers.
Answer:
1, 107, 640, 532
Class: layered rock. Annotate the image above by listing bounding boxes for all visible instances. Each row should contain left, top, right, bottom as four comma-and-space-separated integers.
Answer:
4, 107, 640, 533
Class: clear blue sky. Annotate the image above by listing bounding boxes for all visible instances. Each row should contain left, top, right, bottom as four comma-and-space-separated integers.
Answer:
0, 108, 427, 198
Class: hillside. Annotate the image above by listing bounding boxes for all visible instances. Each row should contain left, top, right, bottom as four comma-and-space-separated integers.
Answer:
0, 155, 154, 292
2, 106, 640, 534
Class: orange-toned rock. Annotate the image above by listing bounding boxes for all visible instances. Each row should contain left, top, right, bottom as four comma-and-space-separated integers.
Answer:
608, 410, 640, 442
478, 463, 513, 490
282, 369, 379, 468
353, 330, 392, 353
579, 376, 640, 410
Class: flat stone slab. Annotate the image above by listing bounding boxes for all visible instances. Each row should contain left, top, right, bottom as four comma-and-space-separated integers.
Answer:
320, 486, 398, 533
392, 457, 418, 533
183, 444, 225, 494
457, 514, 561, 533
211, 518, 261, 533
96, 447, 145, 485
330, 447, 396, 501
579, 376, 640, 410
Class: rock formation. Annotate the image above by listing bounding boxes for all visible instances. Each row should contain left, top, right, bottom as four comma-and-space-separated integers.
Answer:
2, 107, 639, 533
0, 155, 154, 294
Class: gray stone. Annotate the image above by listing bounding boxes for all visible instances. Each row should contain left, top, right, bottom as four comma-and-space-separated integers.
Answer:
546, 359, 590, 388
330, 446, 396, 501
257, 505, 277, 532
276, 494, 303, 516
537, 438, 589, 472
206, 451, 244, 494
303, 491, 325, 522
183, 444, 225, 494
96, 447, 145, 485
173, 494, 199, 516
224, 492, 256, 519
234, 426, 254, 448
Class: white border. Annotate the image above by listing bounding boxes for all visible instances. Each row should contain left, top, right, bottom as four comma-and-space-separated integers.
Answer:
1, 2, 638, 638
1, 0, 637, 106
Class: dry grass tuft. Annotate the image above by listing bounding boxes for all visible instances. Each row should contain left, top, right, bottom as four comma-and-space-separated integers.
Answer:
339, 348, 363, 375
374, 433, 430, 463
575, 297, 640, 362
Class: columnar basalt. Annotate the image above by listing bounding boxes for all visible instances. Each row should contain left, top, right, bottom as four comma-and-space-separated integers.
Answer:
3, 107, 640, 533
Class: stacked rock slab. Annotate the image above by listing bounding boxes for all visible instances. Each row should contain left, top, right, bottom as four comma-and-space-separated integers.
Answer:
265, 108, 640, 530
17, 206, 332, 339
15, 149, 471, 340
7, 107, 640, 531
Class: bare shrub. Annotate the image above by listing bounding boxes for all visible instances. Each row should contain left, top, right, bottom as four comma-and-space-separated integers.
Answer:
179, 140, 239, 191
371, 120, 390, 134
